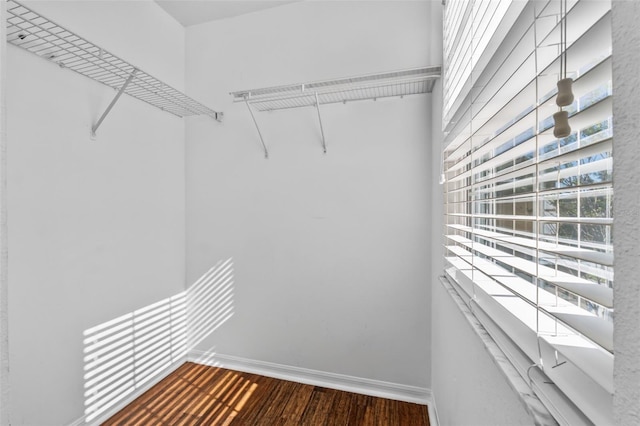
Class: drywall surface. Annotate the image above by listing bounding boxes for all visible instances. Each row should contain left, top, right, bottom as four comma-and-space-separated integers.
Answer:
612, 2, 640, 424
6, 1, 186, 424
185, 1, 433, 388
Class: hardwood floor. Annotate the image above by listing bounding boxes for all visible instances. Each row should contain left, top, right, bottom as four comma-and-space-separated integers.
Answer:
102, 362, 430, 425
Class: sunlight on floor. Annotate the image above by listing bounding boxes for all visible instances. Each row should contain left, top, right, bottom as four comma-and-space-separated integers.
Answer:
82, 258, 235, 422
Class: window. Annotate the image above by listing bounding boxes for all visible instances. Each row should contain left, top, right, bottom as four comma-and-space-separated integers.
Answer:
441, 1, 613, 424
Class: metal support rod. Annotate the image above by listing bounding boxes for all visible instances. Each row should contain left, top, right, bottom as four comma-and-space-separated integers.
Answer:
91, 68, 138, 138
244, 99, 269, 159
314, 92, 327, 154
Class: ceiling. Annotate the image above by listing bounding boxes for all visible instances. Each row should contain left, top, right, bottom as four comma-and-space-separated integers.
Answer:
155, 0, 300, 27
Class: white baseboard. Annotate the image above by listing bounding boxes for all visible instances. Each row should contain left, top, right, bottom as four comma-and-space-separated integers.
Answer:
429, 392, 441, 426
188, 350, 432, 407
67, 357, 186, 426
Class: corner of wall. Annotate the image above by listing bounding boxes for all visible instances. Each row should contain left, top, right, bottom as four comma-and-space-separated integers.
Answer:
0, 0, 9, 423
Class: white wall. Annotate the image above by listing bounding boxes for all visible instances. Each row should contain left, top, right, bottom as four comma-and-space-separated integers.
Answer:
185, 1, 434, 388
6, 1, 186, 424
612, 1, 640, 424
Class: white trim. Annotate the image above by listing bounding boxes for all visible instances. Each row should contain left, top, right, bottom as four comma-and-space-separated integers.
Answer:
0, 1, 8, 423
428, 392, 441, 426
66, 357, 186, 426
188, 350, 431, 407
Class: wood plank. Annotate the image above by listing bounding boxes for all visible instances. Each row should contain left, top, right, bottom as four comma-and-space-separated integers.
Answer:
228, 373, 276, 422
196, 372, 254, 425
373, 395, 391, 426
159, 364, 221, 424
299, 386, 337, 425
387, 398, 400, 426
243, 378, 292, 424
101, 362, 429, 426
277, 382, 315, 425
347, 393, 373, 425
325, 387, 352, 425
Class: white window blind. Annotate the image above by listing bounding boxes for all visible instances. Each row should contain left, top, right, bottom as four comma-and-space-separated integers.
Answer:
442, 0, 522, 128
441, 1, 613, 424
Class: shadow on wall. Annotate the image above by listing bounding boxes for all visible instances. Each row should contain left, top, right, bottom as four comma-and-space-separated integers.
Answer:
82, 258, 235, 422
187, 258, 235, 349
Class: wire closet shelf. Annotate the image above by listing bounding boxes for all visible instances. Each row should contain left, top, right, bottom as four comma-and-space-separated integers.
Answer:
230, 66, 442, 112
231, 66, 440, 158
5, 0, 222, 130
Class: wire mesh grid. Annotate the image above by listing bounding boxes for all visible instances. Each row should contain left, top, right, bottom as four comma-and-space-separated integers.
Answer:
6, 0, 221, 120
230, 67, 440, 112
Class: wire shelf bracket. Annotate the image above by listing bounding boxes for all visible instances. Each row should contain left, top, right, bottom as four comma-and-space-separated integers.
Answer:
244, 98, 269, 159
5, 0, 223, 139
231, 66, 440, 158
314, 92, 327, 154
90, 68, 137, 140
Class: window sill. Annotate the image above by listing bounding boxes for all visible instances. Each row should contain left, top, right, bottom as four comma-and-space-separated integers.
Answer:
438, 275, 560, 426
